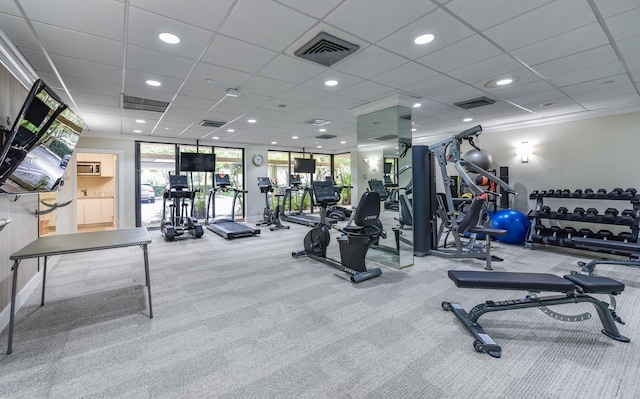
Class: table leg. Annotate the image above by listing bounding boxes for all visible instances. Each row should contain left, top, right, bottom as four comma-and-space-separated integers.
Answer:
142, 244, 153, 318
41, 256, 48, 306
7, 259, 21, 355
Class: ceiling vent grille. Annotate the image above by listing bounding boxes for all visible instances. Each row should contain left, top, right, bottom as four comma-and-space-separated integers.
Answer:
373, 134, 398, 141
315, 134, 337, 140
121, 94, 169, 113
453, 96, 496, 110
305, 118, 331, 126
200, 120, 226, 128
295, 32, 359, 67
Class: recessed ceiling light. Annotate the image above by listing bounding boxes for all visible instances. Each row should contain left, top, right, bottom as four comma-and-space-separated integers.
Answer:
340, 141, 346, 144
271, 141, 277, 145
324, 80, 338, 87
159, 33, 180, 44
205, 79, 215, 84
319, 128, 326, 132
227, 129, 235, 133
292, 136, 298, 139
484, 76, 519, 88
146, 79, 161, 87
164, 127, 169, 130
317, 145, 322, 148
540, 102, 554, 107
411, 128, 417, 132
212, 136, 219, 140
278, 104, 287, 108
248, 119, 256, 123
133, 129, 142, 133
463, 117, 473, 122
413, 103, 421, 108
135, 119, 146, 123
414, 33, 435, 45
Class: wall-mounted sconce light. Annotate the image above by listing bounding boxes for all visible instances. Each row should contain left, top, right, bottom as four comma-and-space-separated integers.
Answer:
517, 141, 532, 163
363, 157, 379, 171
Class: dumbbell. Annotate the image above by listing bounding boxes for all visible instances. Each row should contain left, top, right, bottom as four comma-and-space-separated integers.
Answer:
571, 189, 583, 198
596, 188, 607, 199
583, 188, 595, 198
620, 209, 636, 225
538, 205, 552, 217
560, 189, 571, 197
618, 232, 633, 242
620, 187, 637, 199
577, 228, 595, 238
546, 226, 564, 245
596, 230, 614, 240
601, 208, 619, 223
607, 188, 623, 199
562, 227, 578, 247
544, 189, 555, 197
530, 224, 547, 243
529, 190, 540, 199
570, 207, 585, 220
584, 207, 599, 222
556, 207, 569, 219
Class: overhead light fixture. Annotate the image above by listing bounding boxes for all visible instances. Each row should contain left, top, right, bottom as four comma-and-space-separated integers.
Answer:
319, 128, 326, 132
484, 76, 519, 88
292, 136, 298, 139
414, 33, 435, 45
136, 119, 146, 123
340, 141, 346, 144
227, 129, 235, 133
413, 102, 422, 108
146, 79, 161, 87
463, 117, 473, 122
212, 136, 219, 140
271, 141, 277, 145
411, 128, 416, 132
316, 145, 322, 148
159, 33, 180, 44
324, 79, 338, 87
226, 88, 240, 97
248, 119, 256, 123
133, 129, 142, 133
540, 102, 554, 108
205, 79, 215, 84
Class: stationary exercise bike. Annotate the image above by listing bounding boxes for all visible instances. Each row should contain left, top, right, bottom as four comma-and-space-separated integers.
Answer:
161, 174, 204, 242
292, 180, 383, 283
256, 176, 289, 231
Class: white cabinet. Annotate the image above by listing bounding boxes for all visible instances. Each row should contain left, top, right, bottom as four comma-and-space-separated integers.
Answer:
77, 199, 85, 224
78, 198, 114, 225
100, 154, 114, 177
100, 198, 113, 223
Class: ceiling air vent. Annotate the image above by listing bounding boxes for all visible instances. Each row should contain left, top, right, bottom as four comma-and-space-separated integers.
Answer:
200, 120, 226, 128
315, 134, 337, 140
295, 32, 359, 67
373, 134, 398, 141
453, 96, 496, 110
121, 94, 169, 113
305, 118, 331, 126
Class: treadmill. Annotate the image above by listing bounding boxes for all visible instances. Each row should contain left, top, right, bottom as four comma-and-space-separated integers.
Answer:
280, 174, 334, 227
205, 173, 260, 239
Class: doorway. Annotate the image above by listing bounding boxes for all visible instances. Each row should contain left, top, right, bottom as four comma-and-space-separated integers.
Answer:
76, 152, 118, 233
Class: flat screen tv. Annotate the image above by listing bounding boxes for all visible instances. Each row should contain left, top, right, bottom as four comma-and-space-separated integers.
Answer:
180, 152, 216, 172
293, 158, 315, 174
0, 79, 84, 194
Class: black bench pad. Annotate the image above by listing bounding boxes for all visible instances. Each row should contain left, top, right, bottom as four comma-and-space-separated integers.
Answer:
448, 271, 575, 292
564, 274, 624, 294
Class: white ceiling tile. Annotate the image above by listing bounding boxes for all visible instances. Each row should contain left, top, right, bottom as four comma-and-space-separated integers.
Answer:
332, 45, 407, 80
552, 60, 626, 87
313, 94, 363, 111
533, 45, 618, 80
275, 0, 343, 19
301, 70, 364, 92
127, 45, 196, 80
371, 62, 439, 89
445, 0, 555, 31
179, 81, 227, 102
594, 0, 640, 18
201, 35, 278, 74
448, 54, 521, 83
16, 48, 56, 76
188, 63, 252, 90
279, 86, 331, 104
325, 0, 436, 43
60, 76, 122, 97
578, 93, 640, 110
220, 0, 317, 52
124, 70, 183, 99
0, 14, 41, 50
428, 85, 486, 105
19, 0, 124, 40
240, 76, 295, 98
474, 69, 549, 96
403, 75, 464, 97
49, 54, 121, 85
376, 9, 475, 61
257, 54, 325, 85
507, 90, 569, 108
127, 7, 215, 60
416, 35, 503, 73
131, 0, 236, 31
562, 74, 636, 98
605, 7, 640, 41
511, 23, 609, 67
337, 81, 394, 101
483, 0, 597, 51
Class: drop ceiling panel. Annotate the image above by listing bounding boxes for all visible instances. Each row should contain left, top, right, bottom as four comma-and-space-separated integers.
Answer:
416, 35, 503, 73
325, 0, 436, 43
594, 0, 640, 18
404, 75, 464, 97
126, 45, 196, 80
483, 0, 596, 51
279, 86, 331, 104
228, 92, 272, 108
220, 0, 317, 52
448, 54, 522, 83
72, 92, 121, 108
562, 74, 635, 98
201, 35, 278, 74
445, 0, 555, 31
337, 81, 395, 101
313, 94, 363, 111
15, 48, 55, 75
551, 61, 626, 88
508, 89, 569, 108
130, 0, 236, 31
257, 54, 325, 85
240, 75, 296, 97
533, 45, 618, 81
428, 85, 486, 104
49, 54, 121, 85
259, 98, 308, 113
0, 14, 41, 50
302, 70, 364, 93
178, 82, 227, 102
127, 7, 215, 60
19, 0, 124, 41
605, 7, 640, 41
331, 45, 407, 80
275, 0, 343, 19
371, 62, 439, 89
187, 63, 252, 92
511, 23, 609, 67
413, 100, 460, 117
578, 93, 640, 110
376, 9, 475, 61
171, 95, 215, 112
59, 76, 122, 97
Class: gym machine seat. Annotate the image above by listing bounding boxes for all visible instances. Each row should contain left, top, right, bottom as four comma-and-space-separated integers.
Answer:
442, 270, 629, 358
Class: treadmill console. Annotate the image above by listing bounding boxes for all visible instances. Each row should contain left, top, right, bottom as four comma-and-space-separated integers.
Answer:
257, 177, 271, 188
312, 180, 338, 204
290, 174, 302, 186
215, 173, 231, 188
169, 174, 188, 190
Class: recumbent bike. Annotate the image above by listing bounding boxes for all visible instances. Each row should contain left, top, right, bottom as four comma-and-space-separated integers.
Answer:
292, 180, 382, 283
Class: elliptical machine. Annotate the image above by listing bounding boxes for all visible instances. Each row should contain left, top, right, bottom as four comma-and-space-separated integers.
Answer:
292, 180, 383, 283
256, 176, 289, 231
161, 174, 204, 242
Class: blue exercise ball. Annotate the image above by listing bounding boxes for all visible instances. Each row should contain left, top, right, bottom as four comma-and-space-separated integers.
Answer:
491, 209, 531, 244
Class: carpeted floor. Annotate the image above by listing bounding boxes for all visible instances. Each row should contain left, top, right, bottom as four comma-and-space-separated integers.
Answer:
1, 222, 639, 398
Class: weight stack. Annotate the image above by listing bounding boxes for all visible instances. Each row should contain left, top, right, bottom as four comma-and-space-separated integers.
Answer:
499, 166, 509, 209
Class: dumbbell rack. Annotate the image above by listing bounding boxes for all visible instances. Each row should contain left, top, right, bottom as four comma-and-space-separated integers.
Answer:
526, 188, 640, 259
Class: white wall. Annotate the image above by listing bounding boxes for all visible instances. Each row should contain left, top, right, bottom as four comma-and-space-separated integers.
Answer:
244, 147, 269, 222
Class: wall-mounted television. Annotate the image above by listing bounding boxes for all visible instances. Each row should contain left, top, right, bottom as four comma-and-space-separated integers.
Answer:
293, 158, 315, 174
180, 152, 216, 172
0, 79, 84, 194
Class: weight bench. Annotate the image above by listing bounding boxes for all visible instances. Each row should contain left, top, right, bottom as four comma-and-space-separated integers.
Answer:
570, 236, 640, 275
443, 270, 629, 358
